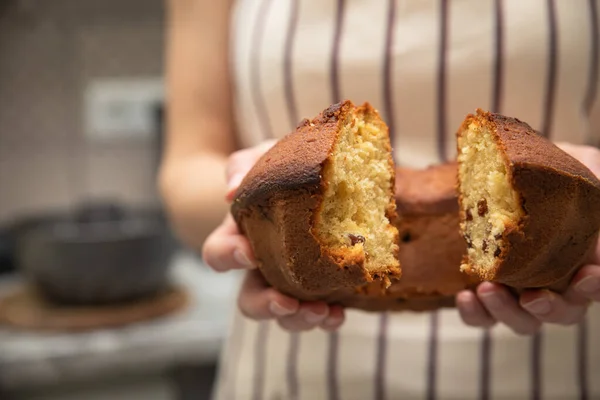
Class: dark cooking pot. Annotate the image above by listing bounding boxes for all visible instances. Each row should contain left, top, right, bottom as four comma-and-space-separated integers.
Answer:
14, 201, 177, 305
0, 228, 15, 275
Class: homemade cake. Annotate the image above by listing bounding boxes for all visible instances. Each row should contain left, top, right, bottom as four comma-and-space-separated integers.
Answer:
233, 104, 600, 309
232, 101, 401, 300
457, 110, 600, 291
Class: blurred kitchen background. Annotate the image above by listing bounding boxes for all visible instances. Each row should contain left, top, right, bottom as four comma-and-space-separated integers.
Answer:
0, 1, 241, 399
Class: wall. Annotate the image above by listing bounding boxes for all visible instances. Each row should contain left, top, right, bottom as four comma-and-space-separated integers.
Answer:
0, 0, 165, 223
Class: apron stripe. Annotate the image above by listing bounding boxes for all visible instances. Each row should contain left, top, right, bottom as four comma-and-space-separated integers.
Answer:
284, 0, 300, 128
252, 321, 270, 400
577, 319, 589, 400
249, 0, 275, 140
583, 0, 599, 116
479, 330, 492, 400
327, 332, 341, 400
436, 0, 449, 162
426, 311, 440, 400
491, 0, 504, 113
331, 0, 346, 103
221, 313, 246, 400
287, 332, 301, 400
540, 0, 558, 138
531, 331, 543, 400
382, 0, 398, 162
374, 313, 390, 400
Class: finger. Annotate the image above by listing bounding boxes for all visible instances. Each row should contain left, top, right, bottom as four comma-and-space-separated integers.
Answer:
477, 282, 541, 335
225, 153, 255, 201
225, 149, 260, 186
554, 143, 600, 179
202, 214, 256, 272
320, 305, 345, 331
225, 140, 277, 200
456, 290, 496, 328
586, 237, 600, 266
277, 301, 330, 332
211, 213, 242, 236
569, 264, 600, 302
238, 270, 299, 320
520, 289, 589, 325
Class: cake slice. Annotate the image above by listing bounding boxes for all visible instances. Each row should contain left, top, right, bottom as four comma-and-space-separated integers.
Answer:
232, 101, 400, 300
457, 110, 600, 290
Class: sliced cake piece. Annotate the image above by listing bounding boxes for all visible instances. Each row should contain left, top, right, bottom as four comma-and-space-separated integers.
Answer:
457, 109, 600, 290
232, 101, 400, 300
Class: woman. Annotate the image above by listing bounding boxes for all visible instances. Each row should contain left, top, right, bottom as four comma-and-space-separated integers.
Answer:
160, 0, 600, 398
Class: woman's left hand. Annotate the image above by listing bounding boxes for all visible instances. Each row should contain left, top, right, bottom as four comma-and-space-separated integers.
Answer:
456, 142, 600, 334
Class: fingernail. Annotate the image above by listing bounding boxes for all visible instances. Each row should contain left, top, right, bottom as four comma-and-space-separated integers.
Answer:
304, 310, 326, 324
480, 292, 504, 309
575, 276, 600, 295
322, 316, 342, 329
233, 249, 254, 268
227, 173, 244, 192
522, 296, 552, 315
458, 294, 476, 314
269, 301, 295, 317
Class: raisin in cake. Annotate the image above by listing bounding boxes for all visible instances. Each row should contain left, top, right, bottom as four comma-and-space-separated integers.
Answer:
232, 101, 401, 300
457, 109, 600, 291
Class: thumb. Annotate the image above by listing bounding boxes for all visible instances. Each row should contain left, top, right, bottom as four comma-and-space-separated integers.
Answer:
225, 139, 277, 201
588, 233, 600, 265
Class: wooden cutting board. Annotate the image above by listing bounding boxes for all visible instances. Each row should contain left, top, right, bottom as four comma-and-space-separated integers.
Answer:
0, 284, 189, 332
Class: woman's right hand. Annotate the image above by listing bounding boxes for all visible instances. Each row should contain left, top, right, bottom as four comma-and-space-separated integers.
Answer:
202, 141, 346, 332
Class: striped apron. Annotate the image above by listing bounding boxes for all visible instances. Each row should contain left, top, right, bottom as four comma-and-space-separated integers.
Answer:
214, 1, 600, 398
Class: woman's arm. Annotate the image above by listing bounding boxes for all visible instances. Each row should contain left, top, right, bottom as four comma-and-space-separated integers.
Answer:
592, 97, 600, 147
159, 0, 235, 250
160, 0, 343, 331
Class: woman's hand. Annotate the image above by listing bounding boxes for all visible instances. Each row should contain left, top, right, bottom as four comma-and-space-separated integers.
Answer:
456, 143, 600, 334
202, 141, 345, 332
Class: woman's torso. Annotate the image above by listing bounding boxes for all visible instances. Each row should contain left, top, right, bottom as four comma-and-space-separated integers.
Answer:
215, 1, 600, 399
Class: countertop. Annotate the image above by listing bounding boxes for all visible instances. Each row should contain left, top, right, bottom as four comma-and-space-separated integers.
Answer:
0, 251, 243, 390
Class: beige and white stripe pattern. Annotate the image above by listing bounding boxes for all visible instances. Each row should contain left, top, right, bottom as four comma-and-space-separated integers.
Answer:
216, 1, 600, 399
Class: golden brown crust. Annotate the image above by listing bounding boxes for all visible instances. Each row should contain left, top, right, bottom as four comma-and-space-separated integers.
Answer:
232, 101, 399, 300
232, 102, 346, 212
458, 109, 600, 291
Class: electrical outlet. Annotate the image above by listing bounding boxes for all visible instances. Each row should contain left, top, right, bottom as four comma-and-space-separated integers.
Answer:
84, 78, 164, 142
